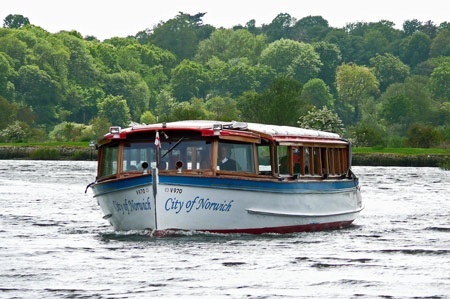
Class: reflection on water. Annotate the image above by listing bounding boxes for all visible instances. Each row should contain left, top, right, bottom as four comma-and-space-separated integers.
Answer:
0, 160, 449, 298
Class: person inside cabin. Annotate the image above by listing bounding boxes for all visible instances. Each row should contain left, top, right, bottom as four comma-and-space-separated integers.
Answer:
218, 144, 237, 171
200, 150, 211, 169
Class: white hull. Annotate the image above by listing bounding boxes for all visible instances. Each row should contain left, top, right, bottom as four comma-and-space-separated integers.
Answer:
93, 176, 362, 234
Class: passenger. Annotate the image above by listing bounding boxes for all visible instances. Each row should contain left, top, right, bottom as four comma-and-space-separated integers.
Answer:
218, 145, 237, 171
200, 152, 211, 169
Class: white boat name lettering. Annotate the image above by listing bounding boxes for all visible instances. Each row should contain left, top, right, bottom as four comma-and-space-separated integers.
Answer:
164, 196, 233, 213
113, 197, 152, 215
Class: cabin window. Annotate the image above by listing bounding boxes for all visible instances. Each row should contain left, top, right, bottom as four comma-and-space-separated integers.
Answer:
122, 142, 155, 172
159, 140, 211, 170
217, 141, 255, 173
257, 144, 272, 175
100, 144, 118, 177
278, 146, 290, 175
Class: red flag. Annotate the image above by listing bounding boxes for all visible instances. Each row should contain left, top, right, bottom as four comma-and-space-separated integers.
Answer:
155, 131, 161, 149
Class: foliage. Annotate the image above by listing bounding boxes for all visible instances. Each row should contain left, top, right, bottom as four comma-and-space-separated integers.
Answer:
0, 120, 30, 142
195, 29, 266, 64
335, 63, 379, 124
406, 123, 440, 148
370, 53, 410, 91
49, 122, 90, 142
349, 120, 387, 147
300, 78, 334, 108
259, 39, 322, 83
3, 14, 30, 29
1, 13, 450, 149
205, 96, 240, 121
428, 62, 450, 102
171, 60, 210, 101
297, 106, 343, 135
97, 95, 131, 128
140, 111, 157, 124
239, 77, 304, 126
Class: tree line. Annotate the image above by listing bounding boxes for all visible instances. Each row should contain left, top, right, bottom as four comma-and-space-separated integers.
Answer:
0, 12, 449, 148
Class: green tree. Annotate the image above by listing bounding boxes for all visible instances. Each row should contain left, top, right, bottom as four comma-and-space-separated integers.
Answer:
429, 29, 450, 57
380, 76, 437, 129
55, 32, 98, 86
239, 77, 304, 126
140, 111, 157, 124
146, 13, 207, 60
15, 65, 59, 124
104, 71, 150, 119
207, 57, 274, 97
0, 96, 19, 129
0, 120, 29, 142
403, 19, 423, 36
3, 14, 30, 29
0, 52, 16, 99
205, 96, 240, 121
90, 116, 112, 139
97, 95, 131, 127
259, 39, 322, 83
312, 42, 341, 90
170, 60, 210, 101
154, 90, 177, 122
170, 97, 212, 121
194, 29, 266, 64
429, 62, 450, 102
0, 34, 28, 67
290, 16, 330, 43
297, 106, 343, 135
300, 79, 334, 109
370, 53, 410, 91
335, 63, 379, 124
400, 32, 431, 67
263, 13, 293, 42
407, 123, 440, 148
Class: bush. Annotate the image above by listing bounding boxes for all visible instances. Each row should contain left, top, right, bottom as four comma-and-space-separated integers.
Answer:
49, 122, 87, 142
350, 121, 387, 147
0, 121, 30, 142
407, 123, 440, 148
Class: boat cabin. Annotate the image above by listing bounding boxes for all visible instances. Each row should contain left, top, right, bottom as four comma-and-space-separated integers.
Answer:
96, 121, 351, 182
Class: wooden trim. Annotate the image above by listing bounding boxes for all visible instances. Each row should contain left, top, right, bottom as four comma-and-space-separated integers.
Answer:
219, 135, 261, 143
315, 148, 321, 176
278, 142, 347, 148
118, 143, 124, 175
309, 147, 314, 175
300, 147, 305, 176
253, 143, 258, 175
211, 140, 218, 175
323, 148, 329, 176
289, 147, 293, 174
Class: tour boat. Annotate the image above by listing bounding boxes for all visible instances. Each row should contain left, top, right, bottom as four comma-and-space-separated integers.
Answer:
90, 120, 363, 234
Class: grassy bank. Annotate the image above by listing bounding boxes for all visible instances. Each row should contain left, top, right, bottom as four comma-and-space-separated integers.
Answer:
352, 147, 450, 168
352, 147, 450, 155
0, 142, 95, 160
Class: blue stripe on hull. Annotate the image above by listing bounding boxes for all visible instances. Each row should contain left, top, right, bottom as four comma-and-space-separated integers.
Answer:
93, 174, 358, 196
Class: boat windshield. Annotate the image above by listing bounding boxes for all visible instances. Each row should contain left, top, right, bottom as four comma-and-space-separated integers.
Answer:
159, 140, 212, 170
217, 141, 255, 173
100, 144, 118, 177
123, 142, 156, 172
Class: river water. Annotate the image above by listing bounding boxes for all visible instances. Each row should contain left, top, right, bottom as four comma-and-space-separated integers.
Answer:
0, 160, 449, 298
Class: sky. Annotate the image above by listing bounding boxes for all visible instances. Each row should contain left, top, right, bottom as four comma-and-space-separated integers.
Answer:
1, 0, 449, 40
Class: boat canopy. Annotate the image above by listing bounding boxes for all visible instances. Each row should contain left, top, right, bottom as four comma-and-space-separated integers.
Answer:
100, 120, 343, 144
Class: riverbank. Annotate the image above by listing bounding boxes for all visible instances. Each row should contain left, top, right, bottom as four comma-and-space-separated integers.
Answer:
1, 144, 449, 167
0, 145, 96, 160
